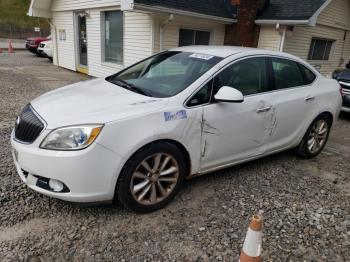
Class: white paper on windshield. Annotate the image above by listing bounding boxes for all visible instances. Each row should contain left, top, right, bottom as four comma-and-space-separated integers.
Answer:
189, 53, 214, 60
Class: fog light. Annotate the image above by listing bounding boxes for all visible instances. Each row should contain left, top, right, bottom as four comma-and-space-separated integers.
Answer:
49, 179, 64, 192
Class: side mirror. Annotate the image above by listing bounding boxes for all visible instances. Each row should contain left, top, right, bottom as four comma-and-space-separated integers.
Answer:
214, 86, 244, 103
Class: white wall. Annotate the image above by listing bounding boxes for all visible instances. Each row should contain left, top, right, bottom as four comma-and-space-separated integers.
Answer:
283, 25, 348, 76
49, 0, 227, 77
257, 0, 350, 76
257, 26, 281, 51
51, 8, 153, 77
52, 11, 76, 71
318, 0, 350, 30
51, 0, 120, 12
87, 10, 153, 77
153, 14, 226, 53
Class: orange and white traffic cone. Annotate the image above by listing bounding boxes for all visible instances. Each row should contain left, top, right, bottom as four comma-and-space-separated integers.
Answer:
8, 40, 14, 53
240, 214, 263, 262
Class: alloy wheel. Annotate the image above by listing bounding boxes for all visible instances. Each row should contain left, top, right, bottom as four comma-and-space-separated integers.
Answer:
130, 153, 179, 205
307, 119, 329, 154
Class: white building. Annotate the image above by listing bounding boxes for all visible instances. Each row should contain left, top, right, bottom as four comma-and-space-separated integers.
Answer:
256, 0, 350, 77
28, 0, 236, 77
28, 0, 350, 78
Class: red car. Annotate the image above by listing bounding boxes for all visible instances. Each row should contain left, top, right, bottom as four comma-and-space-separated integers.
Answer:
25, 36, 50, 55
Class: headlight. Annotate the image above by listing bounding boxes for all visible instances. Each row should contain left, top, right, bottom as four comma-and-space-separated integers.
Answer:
40, 125, 103, 150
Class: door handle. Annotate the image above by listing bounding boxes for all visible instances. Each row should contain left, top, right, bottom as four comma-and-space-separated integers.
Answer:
256, 106, 271, 113
305, 96, 315, 101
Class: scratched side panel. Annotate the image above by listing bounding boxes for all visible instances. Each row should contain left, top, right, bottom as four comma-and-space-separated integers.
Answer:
158, 107, 203, 175
98, 106, 203, 176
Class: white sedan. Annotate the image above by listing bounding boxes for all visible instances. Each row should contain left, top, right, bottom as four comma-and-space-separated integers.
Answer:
11, 46, 342, 212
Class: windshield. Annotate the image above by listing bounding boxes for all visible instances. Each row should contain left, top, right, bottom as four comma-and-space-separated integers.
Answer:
106, 51, 223, 98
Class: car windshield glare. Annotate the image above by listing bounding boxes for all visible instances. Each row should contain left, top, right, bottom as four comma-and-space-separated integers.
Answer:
106, 51, 223, 98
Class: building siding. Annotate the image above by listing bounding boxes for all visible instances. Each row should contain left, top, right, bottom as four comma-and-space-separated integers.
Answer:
344, 30, 350, 66
86, 9, 153, 77
153, 14, 226, 53
318, 0, 350, 30
52, 11, 76, 71
124, 11, 153, 66
257, 0, 350, 76
283, 25, 348, 76
51, 0, 120, 12
257, 26, 281, 51
50, 5, 226, 77
51, 8, 153, 78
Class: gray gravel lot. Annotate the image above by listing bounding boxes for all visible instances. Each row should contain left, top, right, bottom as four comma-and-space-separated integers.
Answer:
0, 52, 350, 261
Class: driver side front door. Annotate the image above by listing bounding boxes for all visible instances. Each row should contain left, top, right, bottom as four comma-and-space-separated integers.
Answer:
199, 56, 272, 172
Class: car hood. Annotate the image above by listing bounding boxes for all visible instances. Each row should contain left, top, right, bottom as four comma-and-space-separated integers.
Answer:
334, 69, 350, 81
31, 78, 168, 129
40, 40, 52, 45
27, 37, 48, 41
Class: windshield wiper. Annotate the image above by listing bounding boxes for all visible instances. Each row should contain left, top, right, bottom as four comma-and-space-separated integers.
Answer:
108, 77, 153, 97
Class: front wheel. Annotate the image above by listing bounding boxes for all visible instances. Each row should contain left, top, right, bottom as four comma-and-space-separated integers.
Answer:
116, 142, 187, 213
294, 114, 332, 159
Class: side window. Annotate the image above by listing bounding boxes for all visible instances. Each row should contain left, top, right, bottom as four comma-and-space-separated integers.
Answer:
298, 63, 316, 85
271, 58, 304, 90
213, 57, 268, 96
187, 80, 213, 107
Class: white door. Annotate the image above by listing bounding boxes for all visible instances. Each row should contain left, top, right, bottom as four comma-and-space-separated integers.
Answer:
262, 57, 317, 152
200, 57, 272, 171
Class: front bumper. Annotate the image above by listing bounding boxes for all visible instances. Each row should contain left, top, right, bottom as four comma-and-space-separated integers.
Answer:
11, 130, 124, 203
37, 48, 47, 57
26, 44, 38, 53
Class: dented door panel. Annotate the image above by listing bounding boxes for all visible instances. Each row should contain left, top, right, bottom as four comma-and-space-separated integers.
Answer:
262, 86, 314, 152
200, 95, 272, 172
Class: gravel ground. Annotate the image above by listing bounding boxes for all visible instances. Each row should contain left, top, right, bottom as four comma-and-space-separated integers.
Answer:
0, 52, 350, 261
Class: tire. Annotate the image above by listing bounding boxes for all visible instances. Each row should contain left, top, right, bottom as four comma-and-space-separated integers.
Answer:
116, 142, 187, 213
294, 114, 332, 159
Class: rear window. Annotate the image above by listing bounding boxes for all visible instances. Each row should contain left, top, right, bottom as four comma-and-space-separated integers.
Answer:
298, 64, 316, 85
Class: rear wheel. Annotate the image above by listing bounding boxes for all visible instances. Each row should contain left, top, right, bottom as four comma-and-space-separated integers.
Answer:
116, 142, 186, 213
294, 114, 332, 159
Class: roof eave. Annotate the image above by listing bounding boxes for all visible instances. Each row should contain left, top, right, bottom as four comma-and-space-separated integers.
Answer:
255, 19, 311, 25
28, 0, 52, 18
256, 0, 333, 27
134, 4, 236, 24
309, 0, 333, 26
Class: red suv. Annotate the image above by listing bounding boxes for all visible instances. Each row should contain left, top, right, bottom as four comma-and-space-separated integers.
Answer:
25, 36, 51, 55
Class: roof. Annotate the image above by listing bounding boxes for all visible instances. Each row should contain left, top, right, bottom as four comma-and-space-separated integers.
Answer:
172, 45, 258, 58
256, 0, 331, 25
171, 46, 319, 72
135, 0, 237, 20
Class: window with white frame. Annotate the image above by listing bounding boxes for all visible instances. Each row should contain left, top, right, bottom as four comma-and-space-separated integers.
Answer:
103, 11, 123, 63
308, 38, 334, 61
179, 29, 211, 46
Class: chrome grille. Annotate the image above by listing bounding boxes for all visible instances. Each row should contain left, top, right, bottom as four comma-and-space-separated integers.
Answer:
14, 104, 44, 143
340, 81, 350, 91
